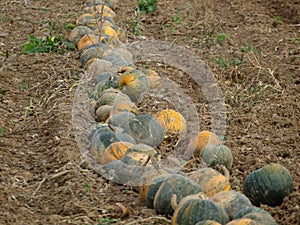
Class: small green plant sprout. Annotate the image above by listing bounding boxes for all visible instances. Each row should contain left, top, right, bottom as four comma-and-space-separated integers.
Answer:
0, 127, 4, 141
84, 182, 91, 193
172, 11, 182, 24
97, 217, 119, 225
216, 32, 229, 45
216, 57, 227, 68
22, 34, 75, 54
239, 43, 260, 54
138, 0, 159, 14
275, 16, 281, 22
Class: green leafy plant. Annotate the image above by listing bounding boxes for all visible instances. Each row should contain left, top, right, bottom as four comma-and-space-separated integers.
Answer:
217, 33, 229, 45
239, 43, 260, 54
216, 57, 227, 68
275, 16, 281, 22
172, 11, 182, 23
22, 34, 75, 54
138, 0, 159, 14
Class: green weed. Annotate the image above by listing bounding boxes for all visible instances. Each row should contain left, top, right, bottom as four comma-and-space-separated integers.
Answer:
172, 11, 182, 24
97, 217, 119, 225
138, 0, 159, 14
216, 57, 227, 68
0, 127, 4, 140
22, 34, 75, 54
275, 16, 281, 22
217, 33, 229, 45
239, 43, 260, 54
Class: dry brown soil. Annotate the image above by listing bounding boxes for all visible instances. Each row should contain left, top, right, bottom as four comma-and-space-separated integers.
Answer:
0, 0, 299, 224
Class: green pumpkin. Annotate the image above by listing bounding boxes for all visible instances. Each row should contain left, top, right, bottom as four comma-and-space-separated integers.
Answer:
200, 144, 233, 170
226, 218, 258, 225
153, 174, 204, 216
125, 114, 165, 147
243, 163, 293, 207
242, 212, 277, 225
106, 112, 136, 130
95, 88, 130, 108
121, 144, 157, 166
88, 123, 114, 141
171, 194, 229, 225
118, 69, 150, 102
211, 190, 252, 220
103, 159, 150, 186
234, 206, 272, 220
68, 25, 92, 45
90, 131, 136, 162
95, 105, 112, 122
195, 221, 222, 225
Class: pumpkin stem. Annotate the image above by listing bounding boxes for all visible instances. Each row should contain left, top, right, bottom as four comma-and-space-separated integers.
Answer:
219, 164, 230, 181
171, 194, 178, 210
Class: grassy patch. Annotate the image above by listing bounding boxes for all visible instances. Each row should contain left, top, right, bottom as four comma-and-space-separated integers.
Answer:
138, 0, 159, 14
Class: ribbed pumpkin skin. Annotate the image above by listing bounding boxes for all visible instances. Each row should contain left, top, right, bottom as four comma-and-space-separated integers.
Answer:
77, 34, 99, 52
68, 26, 92, 45
242, 212, 277, 225
95, 89, 130, 108
243, 163, 293, 207
153, 174, 204, 216
94, 74, 119, 96
121, 144, 157, 166
118, 69, 150, 102
234, 206, 272, 220
126, 114, 165, 147
187, 131, 221, 157
111, 100, 138, 115
171, 195, 229, 225
189, 168, 231, 197
155, 109, 187, 134
195, 221, 222, 225
95, 105, 112, 122
98, 141, 134, 165
88, 123, 113, 141
142, 69, 161, 89
106, 112, 136, 130
226, 218, 258, 225
139, 168, 179, 201
200, 144, 233, 170
211, 190, 252, 220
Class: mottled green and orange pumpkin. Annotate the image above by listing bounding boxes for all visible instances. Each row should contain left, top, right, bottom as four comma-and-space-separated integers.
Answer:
125, 114, 165, 147
188, 167, 231, 197
153, 174, 204, 216
242, 212, 277, 225
118, 69, 150, 102
95, 88, 130, 108
68, 25, 93, 45
98, 141, 134, 165
187, 131, 222, 157
195, 221, 222, 225
110, 100, 139, 115
121, 143, 157, 166
200, 144, 233, 170
82, 4, 116, 18
95, 104, 112, 122
77, 33, 99, 52
243, 163, 293, 207
171, 193, 229, 225
142, 68, 161, 89
155, 109, 187, 134
234, 206, 272, 220
226, 218, 258, 225
211, 190, 252, 220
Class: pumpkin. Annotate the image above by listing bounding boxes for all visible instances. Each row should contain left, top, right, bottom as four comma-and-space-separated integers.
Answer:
90, 132, 136, 162
80, 45, 98, 66
153, 174, 204, 216
200, 144, 233, 170
88, 123, 114, 141
155, 109, 187, 134
98, 141, 134, 165
139, 168, 177, 201
103, 159, 150, 186
211, 190, 252, 220
96, 71, 115, 83
101, 48, 134, 68
125, 114, 165, 147
242, 212, 277, 225
94, 74, 119, 96
95, 88, 130, 108
95, 104, 112, 122
171, 193, 229, 225
142, 68, 161, 89
195, 221, 222, 225
234, 206, 272, 220
243, 163, 293, 207
110, 100, 139, 115
118, 69, 150, 102
86, 58, 112, 78
226, 219, 258, 225
106, 112, 136, 130
145, 174, 173, 209
187, 131, 222, 158
77, 33, 100, 52
188, 167, 230, 197
68, 25, 92, 45
121, 143, 158, 166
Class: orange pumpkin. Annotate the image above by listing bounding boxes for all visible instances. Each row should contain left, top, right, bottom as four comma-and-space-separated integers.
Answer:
77, 33, 99, 52
187, 131, 221, 157
98, 141, 134, 165
155, 109, 187, 134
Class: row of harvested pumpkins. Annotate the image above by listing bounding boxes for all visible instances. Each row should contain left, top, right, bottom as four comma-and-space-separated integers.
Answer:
69, 1, 294, 225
